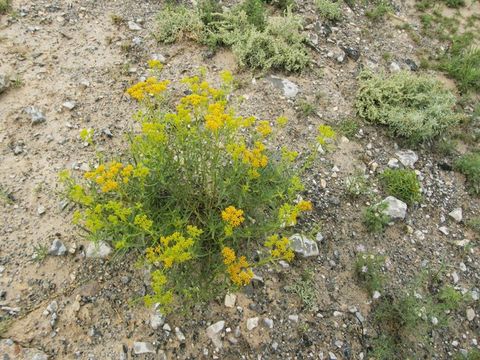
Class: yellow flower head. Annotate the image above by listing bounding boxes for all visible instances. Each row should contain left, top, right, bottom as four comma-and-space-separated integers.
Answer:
222, 247, 236, 265
147, 59, 163, 70
297, 200, 313, 212
265, 235, 295, 262
221, 206, 245, 228
127, 77, 170, 101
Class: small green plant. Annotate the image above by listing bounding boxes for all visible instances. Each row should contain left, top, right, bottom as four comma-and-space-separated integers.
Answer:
0, 0, 11, 14
443, 0, 465, 8
240, 0, 266, 29
297, 99, 316, 118
355, 70, 460, 143
0, 185, 14, 204
32, 244, 49, 262
455, 348, 480, 360
110, 14, 125, 25
285, 270, 318, 311
439, 33, 480, 93
344, 172, 369, 198
61, 69, 315, 313
380, 169, 422, 204
363, 202, 390, 233
315, 0, 342, 21
455, 152, 480, 195
355, 253, 385, 296
338, 118, 359, 138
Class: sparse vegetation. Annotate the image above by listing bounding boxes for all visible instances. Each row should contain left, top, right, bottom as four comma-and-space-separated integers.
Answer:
380, 169, 422, 204
0, 0, 11, 14
365, 0, 392, 22
455, 152, 480, 195
356, 70, 460, 143
345, 172, 369, 198
155, 6, 204, 44
297, 99, 316, 118
285, 270, 318, 311
439, 33, 480, 92
354, 253, 385, 296
338, 118, 359, 138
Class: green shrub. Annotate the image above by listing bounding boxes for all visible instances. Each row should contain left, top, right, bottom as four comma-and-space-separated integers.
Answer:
439, 33, 480, 92
443, 0, 465, 8
338, 118, 359, 138
380, 169, 422, 204
240, 0, 266, 29
455, 152, 480, 195
316, 0, 342, 21
467, 217, 480, 235
355, 70, 460, 143
155, 6, 203, 44
365, 1, 392, 22
363, 202, 390, 233
61, 69, 313, 313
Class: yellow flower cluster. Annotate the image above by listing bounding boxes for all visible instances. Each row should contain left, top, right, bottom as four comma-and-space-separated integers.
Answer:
69, 184, 93, 206
256, 121, 272, 137
146, 230, 197, 269
278, 200, 313, 226
221, 206, 245, 227
227, 141, 269, 178
317, 124, 336, 146
84, 162, 149, 192
134, 214, 153, 231
142, 122, 166, 142
144, 269, 174, 309
264, 235, 295, 262
147, 59, 163, 70
127, 77, 170, 101
222, 247, 254, 286
281, 147, 298, 162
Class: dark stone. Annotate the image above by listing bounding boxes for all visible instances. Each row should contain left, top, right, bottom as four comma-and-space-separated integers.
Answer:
405, 59, 418, 71
438, 161, 453, 171
342, 46, 360, 61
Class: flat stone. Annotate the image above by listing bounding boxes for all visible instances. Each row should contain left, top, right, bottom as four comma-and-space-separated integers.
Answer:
128, 21, 142, 31
150, 313, 165, 330
246, 317, 259, 330
379, 196, 407, 220
289, 234, 319, 257
263, 318, 274, 329
175, 327, 186, 342
85, 242, 112, 258
396, 150, 418, 168
466, 308, 475, 321
133, 342, 155, 354
48, 239, 67, 256
37, 205, 46, 215
288, 314, 299, 322
448, 208, 463, 223
266, 76, 299, 98
62, 101, 76, 110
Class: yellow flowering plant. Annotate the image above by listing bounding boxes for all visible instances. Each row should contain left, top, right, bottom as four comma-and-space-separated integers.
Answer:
60, 67, 315, 314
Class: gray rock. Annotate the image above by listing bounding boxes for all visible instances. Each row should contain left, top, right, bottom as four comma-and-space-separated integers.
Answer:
31, 354, 48, 360
133, 342, 155, 354
380, 196, 407, 220
448, 208, 463, 223
263, 318, 274, 329
85, 242, 112, 258
37, 205, 46, 215
388, 158, 400, 168
246, 317, 259, 330
266, 76, 299, 98
288, 314, 299, 322
0, 74, 8, 94
46, 300, 58, 314
48, 239, 67, 256
329, 352, 338, 360
206, 321, 225, 348
289, 234, 319, 257
25, 107, 46, 125
396, 150, 418, 168
389, 62, 401, 72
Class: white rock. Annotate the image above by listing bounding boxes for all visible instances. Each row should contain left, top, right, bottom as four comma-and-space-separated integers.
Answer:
396, 150, 418, 167
133, 342, 155, 354
263, 318, 274, 329
439, 226, 449, 235
448, 208, 463, 223
289, 234, 319, 257
452, 272, 459, 284
380, 196, 407, 220
247, 317, 259, 330
224, 293, 236, 308
62, 101, 76, 110
288, 314, 299, 322
150, 313, 165, 330
389, 62, 401, 72
388, 158, 400, 168
128, 21, 142, 31
266, 76, 299, 98
85, 242, 112, 258
37, 205, 46, 215
175, 327, 186, 342
373, 291, 381, 299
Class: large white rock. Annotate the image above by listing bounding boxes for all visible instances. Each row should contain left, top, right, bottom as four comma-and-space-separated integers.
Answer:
380, 196, 407, 220
289, 234, 319, 257
206, 321, 225, 348
395, 150, 418, 168
133, 342, 155, 354
448, 208, 463, 223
